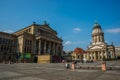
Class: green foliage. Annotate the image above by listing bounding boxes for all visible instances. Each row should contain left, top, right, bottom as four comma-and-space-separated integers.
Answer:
19, 53, 31, 59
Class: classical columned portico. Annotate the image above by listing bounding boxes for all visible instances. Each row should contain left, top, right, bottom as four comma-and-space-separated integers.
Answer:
37, 40, 63, 63
38, 39, 62, 55
87, 51, 105, 61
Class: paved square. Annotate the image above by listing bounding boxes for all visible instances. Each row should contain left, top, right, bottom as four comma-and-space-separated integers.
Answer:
0, 61, 120, 80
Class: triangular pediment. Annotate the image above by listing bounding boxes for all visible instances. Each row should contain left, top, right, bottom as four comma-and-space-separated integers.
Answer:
90, 46, 102, 49
42, 24, 57, 34
88, 42, 107, 50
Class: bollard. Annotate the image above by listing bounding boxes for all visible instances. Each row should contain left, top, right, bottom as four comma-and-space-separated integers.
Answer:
71, 62, 75, 70
101, 61, 107, 71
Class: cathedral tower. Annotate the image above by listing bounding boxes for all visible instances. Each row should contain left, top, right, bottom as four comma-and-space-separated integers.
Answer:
92, 22, 104, 43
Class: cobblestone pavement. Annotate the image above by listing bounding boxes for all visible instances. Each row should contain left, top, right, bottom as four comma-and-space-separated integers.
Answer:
0, 61, 120, 80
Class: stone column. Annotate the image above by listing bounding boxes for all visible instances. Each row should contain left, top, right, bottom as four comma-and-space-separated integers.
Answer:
111, 51, 115, 58
98, 36, 99, 42
101, 51, 104, 60
105, 51, 108, 59
91, 52, 93, 60
44, 40, 46, 54
0, 46, 0, 51
96, 36, 98, 42
57, 44, 62, 56
93, 36, 95, 43
55, 44, 58, 56
95, 36, 97, 43
33, 40, 36, 55
98, 52, 100, 60
89, 53, 91, 60
87, 53, 90, 61
94, 52, 97, 61
48, 41, 51, 54
52, 43, 55, 55
60, 45, 63, 56
38, 40, 41, 55
100, 36, 102, 42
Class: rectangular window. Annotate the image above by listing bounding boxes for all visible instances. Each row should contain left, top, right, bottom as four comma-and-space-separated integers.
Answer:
3, 39, 5, 44
77, 55, 80, 59
10, 47, 12, 53
0, 38, 2, 44
7, 46, 9, 51
30, 40, 32, 45
29, 28, 31, 32
25, 39, 27, 45
24, 47, 26, 53
1, 45, 3, 51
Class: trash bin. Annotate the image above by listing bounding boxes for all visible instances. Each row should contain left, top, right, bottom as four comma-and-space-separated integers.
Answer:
101, 61, 106, 71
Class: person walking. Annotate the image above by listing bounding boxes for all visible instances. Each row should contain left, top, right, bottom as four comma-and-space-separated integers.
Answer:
65, 61, 69, 69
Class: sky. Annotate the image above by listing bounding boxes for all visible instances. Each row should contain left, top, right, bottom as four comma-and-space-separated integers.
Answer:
0, 0, 120, 51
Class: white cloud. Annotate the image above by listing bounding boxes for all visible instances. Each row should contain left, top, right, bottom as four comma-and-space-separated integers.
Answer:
3, 30, 14, 33
64, 41, 72, 45
64, 41, 84, 45
106, 28, 120, 33
73, 28, 81, 33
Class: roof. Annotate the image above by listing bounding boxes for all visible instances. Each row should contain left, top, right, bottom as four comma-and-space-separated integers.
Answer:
73, 47, 86, 54
92, 22, 103, 34
93, 22, 102, 30
13, 21, 57, 35
0, 31, 16, 38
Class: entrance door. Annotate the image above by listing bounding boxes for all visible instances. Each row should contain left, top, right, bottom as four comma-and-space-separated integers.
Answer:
34, 56, 37, 63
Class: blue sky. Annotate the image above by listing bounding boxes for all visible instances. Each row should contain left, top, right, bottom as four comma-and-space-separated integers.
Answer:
0, 0, 120, 51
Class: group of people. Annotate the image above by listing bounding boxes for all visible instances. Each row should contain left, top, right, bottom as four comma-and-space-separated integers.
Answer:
63, 60, 78, 69
2, 56, 11, 64
63, 59, 89, 69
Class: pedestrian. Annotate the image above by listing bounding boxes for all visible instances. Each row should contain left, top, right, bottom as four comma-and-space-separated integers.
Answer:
65, 61, 69, 69
62, 60, 65, 64
74, 60, 77, 64
83, 58, 87, 63
2, 56, 5, 64
8, 56, 11, 64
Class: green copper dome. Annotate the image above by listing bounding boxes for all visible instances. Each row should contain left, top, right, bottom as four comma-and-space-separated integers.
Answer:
92, 22, 102, 34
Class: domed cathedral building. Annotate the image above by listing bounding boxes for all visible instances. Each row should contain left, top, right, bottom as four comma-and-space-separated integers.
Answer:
86, 22, 115, 61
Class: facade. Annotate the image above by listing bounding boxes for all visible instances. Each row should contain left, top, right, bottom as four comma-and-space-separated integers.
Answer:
0, 21, 63, 63
86, 22, 115, 61
0, 32, 17, 63
72, 47, 86, 61
115, 46, 120, 59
